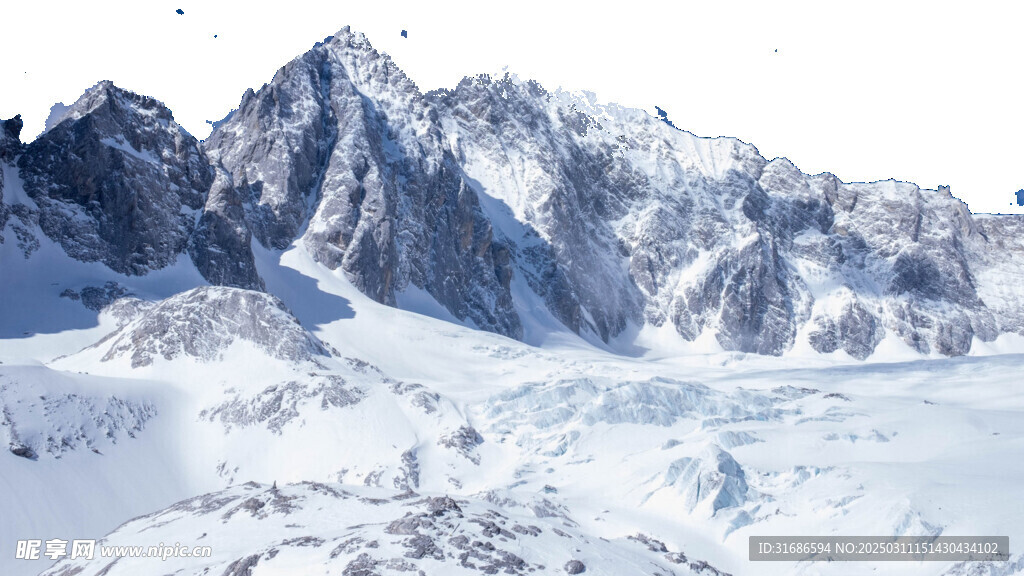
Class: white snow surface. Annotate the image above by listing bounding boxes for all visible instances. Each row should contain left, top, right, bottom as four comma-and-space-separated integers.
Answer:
2, 155, 1023, 575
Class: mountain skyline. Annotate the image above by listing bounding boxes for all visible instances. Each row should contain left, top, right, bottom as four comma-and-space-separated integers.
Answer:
3, 2, 1023, 216
6, 26, 1024, 360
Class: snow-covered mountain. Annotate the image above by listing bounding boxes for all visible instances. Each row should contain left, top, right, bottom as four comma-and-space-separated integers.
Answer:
197, 28, 1024, 357
8, 26, 1024, 357
3, 25, 1024, 576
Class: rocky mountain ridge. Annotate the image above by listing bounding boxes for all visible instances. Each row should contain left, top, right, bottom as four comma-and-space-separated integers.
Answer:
3, 26, 1024, 358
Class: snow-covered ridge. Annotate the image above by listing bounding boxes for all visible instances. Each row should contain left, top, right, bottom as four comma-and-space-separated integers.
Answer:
0, 366, 155, 461
84, 286, 328, 368
41, 481, 733, 576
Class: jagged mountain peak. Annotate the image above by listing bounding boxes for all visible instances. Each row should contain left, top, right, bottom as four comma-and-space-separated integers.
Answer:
199, 26, 520, 338
255, 25, 422, 111
14, 79, 211, 275
447, 70, 549, 95
69, 80, 152, 111
46, 80, 182, 137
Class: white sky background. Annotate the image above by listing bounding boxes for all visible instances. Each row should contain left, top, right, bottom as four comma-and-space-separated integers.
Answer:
1, 0, 1021, 214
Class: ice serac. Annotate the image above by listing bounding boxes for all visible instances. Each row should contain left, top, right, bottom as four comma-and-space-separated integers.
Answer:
662, 445, 750, 515
204, 27, 521, 337
17, 81, 212, 275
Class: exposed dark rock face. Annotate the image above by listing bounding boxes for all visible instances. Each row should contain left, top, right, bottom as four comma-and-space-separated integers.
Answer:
1, 115, 22, 160
428, 73, 1024, 356
439, 426, 484, 464
9, 444, 37, 460
188, 166, 264, 290
429, 75, 647, 343
59, 281, 132, 311
692, 234, 802, 356
201, 375, 364, 434
807, 295, 882, 360
0, 115, 24, 237
565, 559, 586, 574
17, 81, 212, 275
433, 76, 789, 348
222, 554, 260, 576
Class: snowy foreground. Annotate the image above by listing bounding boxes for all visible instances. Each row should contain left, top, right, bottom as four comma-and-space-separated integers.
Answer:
2, 232, 1022, 576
